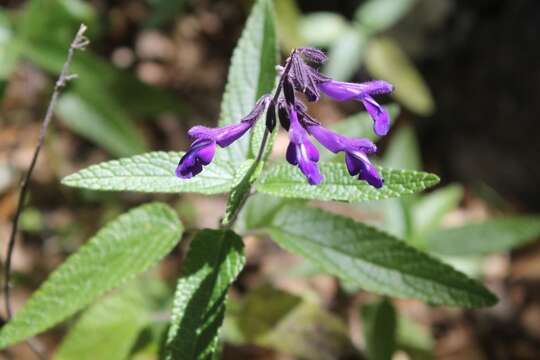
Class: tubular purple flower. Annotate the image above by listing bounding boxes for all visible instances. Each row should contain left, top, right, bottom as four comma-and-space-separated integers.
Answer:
176, 95, 271, 179
286, 105, 323, 185
318, 80, 394, 136
307, 124, 384, 188
176, 139, 216, 179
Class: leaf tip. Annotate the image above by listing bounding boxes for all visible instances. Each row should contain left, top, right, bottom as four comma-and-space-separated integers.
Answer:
60, 173, 77, 187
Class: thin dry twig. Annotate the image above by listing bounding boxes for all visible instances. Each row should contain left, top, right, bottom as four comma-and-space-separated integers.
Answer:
1, 24, 89, 358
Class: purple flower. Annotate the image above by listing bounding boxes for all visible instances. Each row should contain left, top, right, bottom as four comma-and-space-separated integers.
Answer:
285, 105, 323, 185
318, 80, 394, 136
175, 138, 216, 179
307, 124, 383, 188
176, 95, 270, 179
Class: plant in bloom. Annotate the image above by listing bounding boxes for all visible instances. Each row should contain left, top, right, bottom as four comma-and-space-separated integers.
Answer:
176, 47, 394, 188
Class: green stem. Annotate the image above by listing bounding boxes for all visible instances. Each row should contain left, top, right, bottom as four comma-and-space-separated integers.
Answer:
219, 49, 297, 230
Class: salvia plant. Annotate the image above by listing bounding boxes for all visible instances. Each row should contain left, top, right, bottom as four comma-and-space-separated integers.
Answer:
10, 0, 540, 359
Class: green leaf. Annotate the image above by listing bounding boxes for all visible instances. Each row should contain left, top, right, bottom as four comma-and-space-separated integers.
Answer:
376, 199, 410, 239
21, 40, 185, 118
365, 38, 435, 115
0, 203, 183, 348
383, 124, 422, 171
14, 0, 183, 118
397, 314, 433, 359
237, 285, 302, 342
411, 184, 464, 241
165, 229, 245, 360
299, 12, 349, 47
218, 0, 278, 162
427, 216, 540, 256
234, 285, 357, 360
256, 162, 439, 203
17, 0, 96, 45
361, 298, 397, 360
238, 193, 303, 232
56, 92, 147, 157
264, 204, 497, 307
274, 0, 304, 51
0, 12, 20, 80
62, 151, 248, 194
324, 26, 368, 81
356, 0, 417, 34
55, 286, 148, 360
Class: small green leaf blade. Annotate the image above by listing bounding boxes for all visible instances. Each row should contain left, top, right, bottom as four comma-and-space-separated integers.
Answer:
54, 286, 148, 360
56, 92, 147, 157
356, 0, 417, 34
361, 298, 397, 360
427, 216, 540, 256
165, 229, 245, 360
323, 26, 367, 81
218, 0, 278, 162
366, 38, 434, 115
236, 285, 357, 360
299, 12, 349, 47
236, 285, 302, 342
274, 0, 304, 51
61, 151, 243, 194
411, 184, 464, 240
383, 124, 422, 171
0, 203, 183, 349
256, 162, 439, 203
265, 204, 497, 307
396, 314, 434, 359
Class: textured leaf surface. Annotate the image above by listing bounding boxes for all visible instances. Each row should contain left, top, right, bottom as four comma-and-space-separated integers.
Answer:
427, 216, 540, 256
62, 151, 245, 194
218, 0, 277, 162
256, 162, 439, 202
55, 286, 148, 360
165, 229, 245, 360
362, 298, 397, 360
0, 203, 183, 348
265, 204, 497, 307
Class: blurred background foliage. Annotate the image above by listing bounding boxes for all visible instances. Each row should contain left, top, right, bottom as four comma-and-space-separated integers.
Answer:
1, 0, 540, 359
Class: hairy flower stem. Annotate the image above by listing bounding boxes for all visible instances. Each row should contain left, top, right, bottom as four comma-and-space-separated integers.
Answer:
220, 50, 297, 230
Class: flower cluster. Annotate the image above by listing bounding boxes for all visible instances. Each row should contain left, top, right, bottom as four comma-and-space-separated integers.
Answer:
176, 48, 394, 188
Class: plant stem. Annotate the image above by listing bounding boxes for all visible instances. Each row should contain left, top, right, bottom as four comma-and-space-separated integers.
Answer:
1, 25, 88, 358
220, 50, 298, 230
